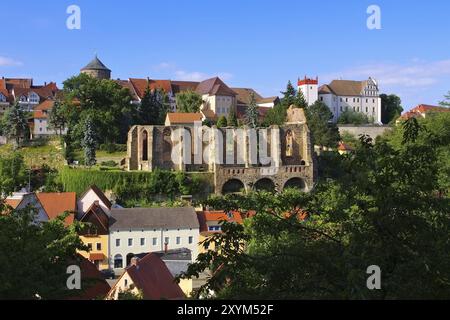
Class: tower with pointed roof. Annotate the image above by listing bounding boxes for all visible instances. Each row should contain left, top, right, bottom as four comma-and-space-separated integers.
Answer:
80, 55, 111, 80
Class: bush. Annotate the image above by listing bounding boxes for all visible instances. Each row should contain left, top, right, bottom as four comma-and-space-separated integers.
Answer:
338, 110, 370, 125
100, 160, 118, 167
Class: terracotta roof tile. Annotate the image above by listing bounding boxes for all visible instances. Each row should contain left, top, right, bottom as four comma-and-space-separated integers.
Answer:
122, 253, 185, 300
129, 78, 172, 98
166, 112, 203, 124
196, 77, 236, 97
36, 192, 77, 225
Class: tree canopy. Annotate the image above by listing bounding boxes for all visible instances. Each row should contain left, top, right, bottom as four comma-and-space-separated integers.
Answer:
380, 94, 403, 124
179, 119, 450, 299
306, 101, 340, 147
175, 90, 203, 113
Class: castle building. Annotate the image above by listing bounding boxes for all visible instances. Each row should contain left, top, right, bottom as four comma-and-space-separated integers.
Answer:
298, 76, 382, 124
298, 76, 319, 106
126, 107, 315, 194
80, 55, 111, 80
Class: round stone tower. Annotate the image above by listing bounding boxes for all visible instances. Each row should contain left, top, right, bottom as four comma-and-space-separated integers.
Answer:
80, 55, 111, 80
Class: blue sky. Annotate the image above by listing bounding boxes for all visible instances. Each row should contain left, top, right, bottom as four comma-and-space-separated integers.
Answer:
1, 0, 449, 110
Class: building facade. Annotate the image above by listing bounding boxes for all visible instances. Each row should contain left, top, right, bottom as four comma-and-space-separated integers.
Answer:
318, 78, 382, 123
108, 207, 200, 273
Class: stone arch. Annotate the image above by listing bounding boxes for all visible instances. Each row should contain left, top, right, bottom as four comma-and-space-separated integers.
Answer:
254, 178, 276, 192
113, 254, 123, 269
284, 177, 307, 191
222, 178, 245, 194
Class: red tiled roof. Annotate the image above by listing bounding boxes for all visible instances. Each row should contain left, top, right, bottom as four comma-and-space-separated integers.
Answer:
89, 253, 106, 261
166, 112, 203, 124
36, 192, 77, 225
338, 141, 353, 151
129, 78, 172, 99
67, 255, 111, 300
123, 253, 185, 300
197, 210, 243, 233
196, 77, 236, 97
236, 105, 271, 120
4, 199, 21, 209
398, 104, 449, 121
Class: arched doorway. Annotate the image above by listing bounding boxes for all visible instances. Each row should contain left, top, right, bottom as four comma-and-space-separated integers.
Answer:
114, 254, 123, 269
222, 179, 245, 194
284, 177, 306, 191
254, 178, 276, 192
126, 253, 135, 267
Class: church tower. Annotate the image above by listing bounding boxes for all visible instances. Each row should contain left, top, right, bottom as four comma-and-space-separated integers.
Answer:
80, 55, 111, 80
297, 76, 318, 106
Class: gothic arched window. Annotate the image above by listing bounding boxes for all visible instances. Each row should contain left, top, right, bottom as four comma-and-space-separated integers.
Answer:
285, 130, 293, 157
142, 130, 148, 161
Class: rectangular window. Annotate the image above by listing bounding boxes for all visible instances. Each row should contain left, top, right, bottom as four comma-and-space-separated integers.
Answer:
188, 236, 193, 244
87, 243, 92, 250
320, 97, 323, 101
165, 237, 169, 244
116, 239, 120, 247
176, 237, 181, 245
346, 98, 348, 102
152, 237, 157, 246
96, 243, 101, 251
128, 238, 133, 246
366, 107, 368, 112
140, 238, 145, 246
340, 106, 343, 112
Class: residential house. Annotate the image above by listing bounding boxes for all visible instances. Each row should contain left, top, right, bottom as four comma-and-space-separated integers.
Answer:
107, 253, 185, 300
396, 104, 449, 123
4, 192, 48, 223
196, 210, 243, 254
77, 202, 110, 270
32, 99, 66, 138
35, 192, 77, 225
108, 207, 200, 272
337, 141, 354, 155
77, 185, 112, 219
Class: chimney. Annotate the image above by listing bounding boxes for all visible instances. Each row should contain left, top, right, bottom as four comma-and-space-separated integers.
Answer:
130, 256, 139, 266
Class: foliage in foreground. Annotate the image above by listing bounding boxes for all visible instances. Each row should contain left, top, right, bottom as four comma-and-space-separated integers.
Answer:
179, 120, 450, 299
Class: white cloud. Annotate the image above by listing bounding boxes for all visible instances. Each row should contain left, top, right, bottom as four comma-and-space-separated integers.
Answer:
322, 59, 450, 88
174, 70, 210, 81
0, 56, 23, 67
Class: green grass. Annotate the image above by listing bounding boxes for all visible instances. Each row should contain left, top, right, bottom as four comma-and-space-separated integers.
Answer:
0, 139, 65, 169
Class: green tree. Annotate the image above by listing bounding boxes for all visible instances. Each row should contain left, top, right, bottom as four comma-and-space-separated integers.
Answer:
134, 87, 164, 125
1, 103, 29, 148
337, 110, 370, 125
380, 94, 403, 124
306, 101, 340, 147
262, 103, 288, 127
61, 73, 133, 146
439, 91, 450, 107
81, 116, 97, 167
48, 101, 67, 135
179, 121, 450, 299
280, 81, 297, 107
0, 152, 27, 196
175, 90, 203, 113
294, 90, 308, 108
217, 115, 228, 128
227, 107, 238, 127
245, 92, 259, 128
0, 208, 87, 299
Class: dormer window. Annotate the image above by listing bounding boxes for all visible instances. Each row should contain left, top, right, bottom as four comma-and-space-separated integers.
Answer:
29, 93, 39, 103
20, 95, 27, 102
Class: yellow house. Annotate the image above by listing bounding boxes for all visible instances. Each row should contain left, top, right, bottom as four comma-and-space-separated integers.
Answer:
78, 202, 110, 270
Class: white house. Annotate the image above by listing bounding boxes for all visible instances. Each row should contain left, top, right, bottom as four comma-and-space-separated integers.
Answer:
77, 185, 112, 219
318, 78, 382, 124
108, 207, 200, 272
5, 192, 49, 224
